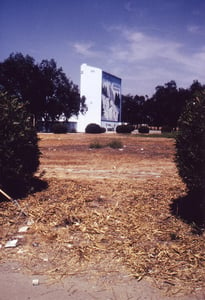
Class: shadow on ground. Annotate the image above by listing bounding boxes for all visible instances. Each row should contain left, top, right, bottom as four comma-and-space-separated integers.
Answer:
0, 176, 48, 202
170, 191, 205, 234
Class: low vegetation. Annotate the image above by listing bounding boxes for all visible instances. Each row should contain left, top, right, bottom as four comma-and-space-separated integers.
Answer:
89, 138, 123, 149
85, 123, 106, 134
107, 139, 123, 149
0, 92, 40, 197
116, 124, 135, 133
89, 140, 104, 149
138, 125, 150, 133
175, 91, 205, 225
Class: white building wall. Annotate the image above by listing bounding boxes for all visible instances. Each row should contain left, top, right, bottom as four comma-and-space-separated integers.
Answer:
77, 64, 102, 132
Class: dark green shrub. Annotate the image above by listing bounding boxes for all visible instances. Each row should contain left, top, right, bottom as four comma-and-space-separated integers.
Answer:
89, 140, 104, 149
138, 125, 149, 134
175, 92, 205, 224
107, 139, 123, 149
161, 125, 173, 133
52, 122, 68, 134
85, 123, 105, 134
0, 92, 40, 197
116, 124, 135, 133
101, 127, 106, 133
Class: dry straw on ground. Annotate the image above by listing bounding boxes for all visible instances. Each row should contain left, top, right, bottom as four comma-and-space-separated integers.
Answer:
0, 177, 204, 296
0, 134, 204, 296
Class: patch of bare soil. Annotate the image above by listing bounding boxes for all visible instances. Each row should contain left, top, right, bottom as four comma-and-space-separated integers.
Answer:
0, 133, 204, 299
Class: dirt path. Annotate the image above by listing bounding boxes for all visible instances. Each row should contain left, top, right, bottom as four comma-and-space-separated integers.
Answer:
1, 263, 204, 300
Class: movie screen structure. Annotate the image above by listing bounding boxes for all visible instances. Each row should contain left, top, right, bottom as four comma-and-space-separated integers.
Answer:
101, 72, 121, 122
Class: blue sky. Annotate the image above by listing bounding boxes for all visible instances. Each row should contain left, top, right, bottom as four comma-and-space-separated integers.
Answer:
1, 0, 205, 96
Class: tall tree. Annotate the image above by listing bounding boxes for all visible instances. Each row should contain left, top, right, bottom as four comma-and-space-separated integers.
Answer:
121, 94, 146, 124
146, 80, 187, 128
0, 53, 86, 125
0, 53, 44, 118
189, 80, 205, 95
38, 59, 83, 122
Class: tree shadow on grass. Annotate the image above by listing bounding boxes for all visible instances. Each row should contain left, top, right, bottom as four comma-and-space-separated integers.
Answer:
0, 176, 48, 202
170, 191, 205, 234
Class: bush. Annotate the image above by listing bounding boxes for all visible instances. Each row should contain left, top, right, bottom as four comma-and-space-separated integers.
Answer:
101, 127, 106, 133
0, 92, 40, 197
52, 123, 68, 134
89, 139, 123, 149
161, 125, 173, 133
89, 140, 104, 149
85, 123, 105, 134
138, 125, 149, 134
107, 139, 123, 149
175, 92, 205, 224
116, 124, 135, 133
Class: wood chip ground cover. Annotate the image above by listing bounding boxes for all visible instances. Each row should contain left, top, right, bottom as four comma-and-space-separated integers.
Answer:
0, 133, 204, 296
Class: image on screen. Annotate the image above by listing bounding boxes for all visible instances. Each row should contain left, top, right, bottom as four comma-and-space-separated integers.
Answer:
101, 71, 121, 122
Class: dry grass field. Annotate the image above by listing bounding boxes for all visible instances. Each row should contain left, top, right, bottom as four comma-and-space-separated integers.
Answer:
0, 133, 204, 298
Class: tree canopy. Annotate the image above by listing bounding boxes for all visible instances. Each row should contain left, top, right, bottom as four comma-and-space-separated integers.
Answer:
0, 91, 40, 196
0, 53, 86, 125
1, 53, 205, 129
122, 80, 205, 128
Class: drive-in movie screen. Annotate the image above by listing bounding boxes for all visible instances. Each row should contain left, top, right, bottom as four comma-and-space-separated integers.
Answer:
101, 71, 121, 122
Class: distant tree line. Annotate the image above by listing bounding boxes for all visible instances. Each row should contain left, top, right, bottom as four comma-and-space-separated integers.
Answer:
1, 52, 205, 131
122, 80, 205, 129
0, 53, 87, 130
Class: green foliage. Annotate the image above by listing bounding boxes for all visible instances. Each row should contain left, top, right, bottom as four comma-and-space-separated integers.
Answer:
89, 140, 104, 149
121, 94, 146, 124
138, 125, 150, 133
175, 91, 205, 225
0, 92, 40, 196
0, 53, 86, 125
149, 81, 182, 127
116, 124, 135, 133
89, 139, 123, 149
121, 80, 204, 128
161, 125, 173, 133
52, 123, 68, 134
85, 123, 105, 134
107, 139, 123, 149
175, 92, 205, 193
